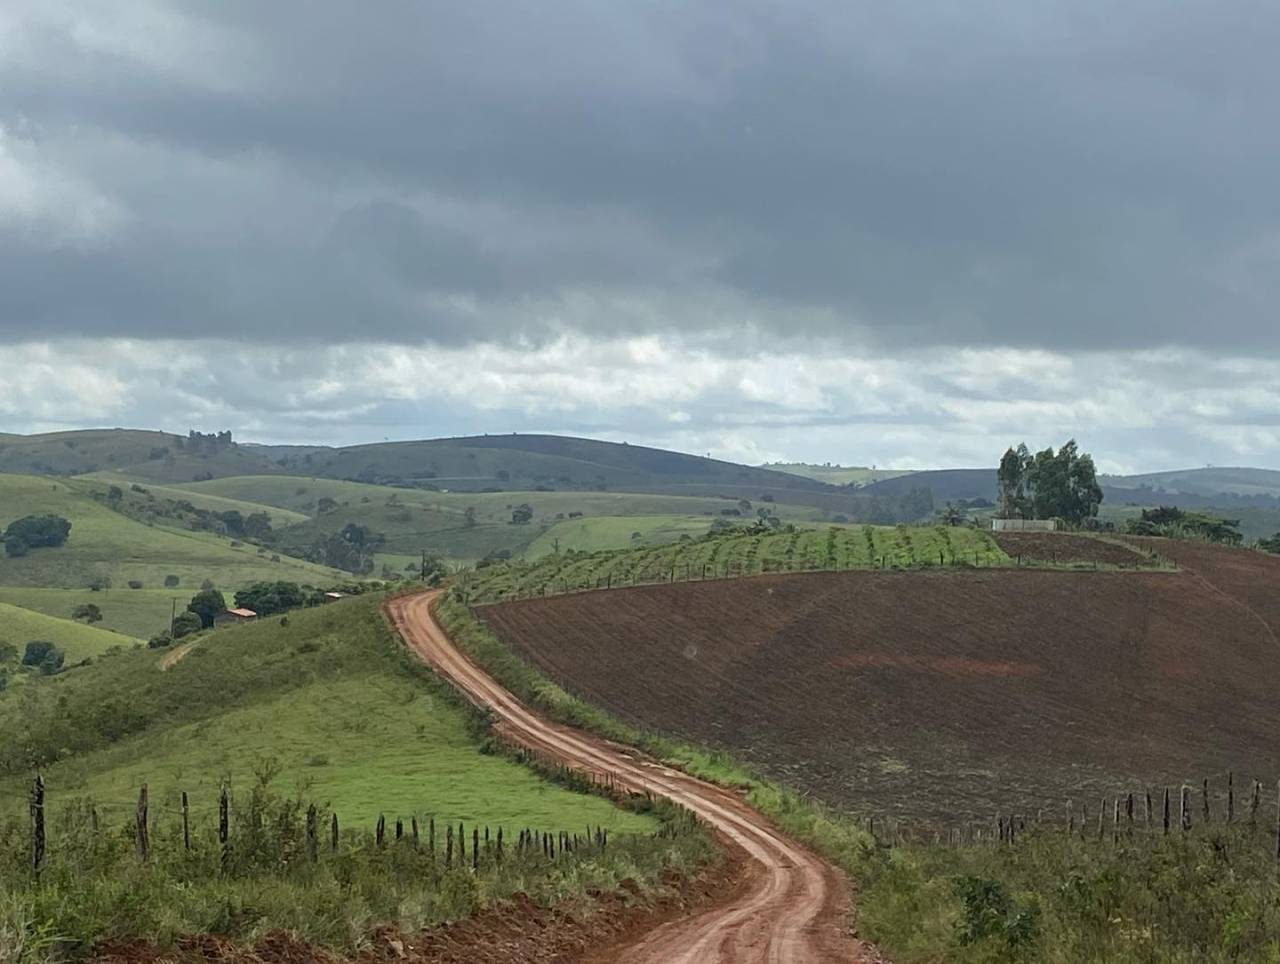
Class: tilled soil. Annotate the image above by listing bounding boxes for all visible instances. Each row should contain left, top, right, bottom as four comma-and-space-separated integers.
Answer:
992, 531, 1153, 566
480, 557, 1280, 825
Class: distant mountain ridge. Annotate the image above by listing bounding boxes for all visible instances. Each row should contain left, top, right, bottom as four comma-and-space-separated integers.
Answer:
0, 429, 832, 494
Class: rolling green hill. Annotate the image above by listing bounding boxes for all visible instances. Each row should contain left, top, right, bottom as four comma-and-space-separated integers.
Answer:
0, 587, 189, 639
1102, 466, 1280, 499
0, 594, 655, 833
0, 601, 139, 664
0, 474, 347, 591
81, 472, 308, 527
179, 476, 831, 563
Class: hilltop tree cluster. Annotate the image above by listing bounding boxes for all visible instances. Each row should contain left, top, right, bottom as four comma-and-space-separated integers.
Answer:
997, 440, 1102, 525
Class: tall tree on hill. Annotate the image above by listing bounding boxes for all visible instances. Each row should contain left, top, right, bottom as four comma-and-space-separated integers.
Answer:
997, 440, 1102, 525
187, 587, 227, 628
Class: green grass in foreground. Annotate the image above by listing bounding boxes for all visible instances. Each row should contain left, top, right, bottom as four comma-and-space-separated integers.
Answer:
0, 601, 138, 664
440, 593, 1280, 963
0, 774, 712, 959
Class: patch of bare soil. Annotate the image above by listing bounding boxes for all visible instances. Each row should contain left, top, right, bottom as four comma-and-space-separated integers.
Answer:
480, 564, 1280, 825
992, 531, 1154, 566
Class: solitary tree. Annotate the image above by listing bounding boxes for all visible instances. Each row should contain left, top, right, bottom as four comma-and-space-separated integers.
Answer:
71, 603, 103, 624
187, 587, 227, 628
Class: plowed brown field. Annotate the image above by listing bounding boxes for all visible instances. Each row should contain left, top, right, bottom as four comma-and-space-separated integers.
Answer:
480, 554, 1280, 825
992, 531, 1154, 567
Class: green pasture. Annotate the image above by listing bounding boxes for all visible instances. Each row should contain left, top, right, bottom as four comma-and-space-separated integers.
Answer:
0, 601, 139, 663
0, 594, 654, 833
80, 472, 309, 527
523, 514, 714, 557
0, 587, 187, 639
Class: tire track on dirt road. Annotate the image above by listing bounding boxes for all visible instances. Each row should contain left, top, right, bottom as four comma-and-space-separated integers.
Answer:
386, 590, 880, 964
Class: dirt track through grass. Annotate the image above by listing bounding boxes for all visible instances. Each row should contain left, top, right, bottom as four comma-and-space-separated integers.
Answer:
388, 590, 880, 964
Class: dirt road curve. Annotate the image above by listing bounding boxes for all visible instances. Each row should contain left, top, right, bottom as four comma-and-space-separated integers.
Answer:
386, 591, 879, 964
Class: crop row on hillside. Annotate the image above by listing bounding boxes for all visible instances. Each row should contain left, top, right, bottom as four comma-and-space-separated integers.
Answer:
462, 524, 1009, 604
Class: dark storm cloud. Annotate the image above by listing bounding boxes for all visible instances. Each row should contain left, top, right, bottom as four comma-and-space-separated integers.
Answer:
3, 0, 1280, 349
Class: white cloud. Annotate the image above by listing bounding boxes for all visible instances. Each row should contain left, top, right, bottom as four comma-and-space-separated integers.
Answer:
3, 334, 1280, 473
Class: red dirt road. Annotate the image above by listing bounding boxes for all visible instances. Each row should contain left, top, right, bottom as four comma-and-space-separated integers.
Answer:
385, 590, 877, 964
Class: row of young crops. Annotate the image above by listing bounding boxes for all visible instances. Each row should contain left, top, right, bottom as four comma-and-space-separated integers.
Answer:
462, 524, 1010, 604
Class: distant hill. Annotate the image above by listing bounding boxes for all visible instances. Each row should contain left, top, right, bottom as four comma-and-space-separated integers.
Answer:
860, 469, 998, 502
1102, 467, 1280, 500
0, 429, 835, 494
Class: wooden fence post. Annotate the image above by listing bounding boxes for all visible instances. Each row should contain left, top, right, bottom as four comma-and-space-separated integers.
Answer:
395, 818, 403, 842
1228, 772, 1234, 823
1273, 779, 1280, 859
376, 814, 385, 848
429, 817, 436, 862
473, 828, 479, 871
135, 785, 150, 862
331, 813, 339, 852
1181, 786, 1191, 832
1251, 781, 1262, 827
30, 773, 45, 876
1203, 778, 1211, 824
459, 822, 466, 862
411, 816, 420, 849
1163, 788, 1170, 835
1097, 798, 1105, 839
446, 824, 453, 867
1145, 789, 1153, 831
182, 790, 191, 851
219, 783, 230, 871
306, 805, 318, 862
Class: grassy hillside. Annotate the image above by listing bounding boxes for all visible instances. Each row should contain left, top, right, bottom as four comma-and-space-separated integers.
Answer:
523, 514, 715, 557
81, 472, 308, 527
0, 587, 187, 639
463, 523, 1009, 604
0, 474, 346, 590
0, 594, 653, 833
0, 601, 138, 663
178, 476, 830, 563
1104, 466, 1280, 498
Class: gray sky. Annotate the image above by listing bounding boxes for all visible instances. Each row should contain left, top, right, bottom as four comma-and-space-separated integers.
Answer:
3, 1, 1279, 471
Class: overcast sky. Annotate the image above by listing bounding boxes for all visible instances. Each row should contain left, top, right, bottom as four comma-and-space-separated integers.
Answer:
3, 1, 1280, 472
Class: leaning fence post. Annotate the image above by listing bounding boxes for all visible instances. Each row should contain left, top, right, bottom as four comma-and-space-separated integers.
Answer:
219, 783, 230, 871
1145, 789, 1153, 831
30, 773, 45, 876
135, 785, 150, 862
1181, 786, 1192, 832
1252, 781, 1262, 827
182, 790, 191, 851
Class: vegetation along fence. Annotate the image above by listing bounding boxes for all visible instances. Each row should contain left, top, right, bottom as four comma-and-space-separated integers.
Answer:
15, 772, 701, 880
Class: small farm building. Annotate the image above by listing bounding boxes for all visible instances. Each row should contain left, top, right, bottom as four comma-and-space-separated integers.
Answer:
214, 607, 258, 626
991, 518, 1058, 532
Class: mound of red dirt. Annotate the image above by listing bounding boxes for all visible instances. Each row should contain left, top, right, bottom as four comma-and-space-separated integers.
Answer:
992, 531, 1153, 566
480, 558, 1280, 824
